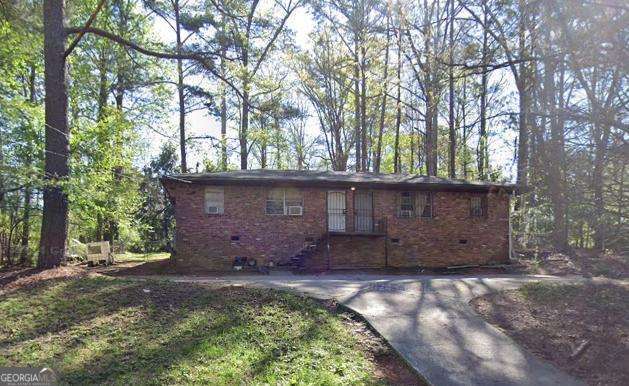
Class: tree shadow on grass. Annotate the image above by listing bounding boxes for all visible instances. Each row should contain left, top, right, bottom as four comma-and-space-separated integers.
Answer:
2, 277, 369, 385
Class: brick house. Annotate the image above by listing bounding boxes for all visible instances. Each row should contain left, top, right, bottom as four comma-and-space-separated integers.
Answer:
161, 170, 519, 271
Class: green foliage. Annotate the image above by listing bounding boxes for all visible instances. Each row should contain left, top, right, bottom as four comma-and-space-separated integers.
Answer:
133, 143, 178, 252
68, 109, 142, 244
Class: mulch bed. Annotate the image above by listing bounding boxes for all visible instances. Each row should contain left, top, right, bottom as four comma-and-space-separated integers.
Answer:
471, 282, 629, 386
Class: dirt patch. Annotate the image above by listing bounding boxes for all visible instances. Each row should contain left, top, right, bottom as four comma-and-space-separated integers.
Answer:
471, 282, 629, 386
0, 265, 90, 294
513, 249, 628, 278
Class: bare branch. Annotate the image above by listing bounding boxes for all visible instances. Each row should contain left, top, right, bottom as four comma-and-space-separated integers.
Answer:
64, 0, 108, 58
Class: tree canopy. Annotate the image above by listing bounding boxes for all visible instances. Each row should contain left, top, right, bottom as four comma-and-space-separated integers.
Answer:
0, 0, 626, 267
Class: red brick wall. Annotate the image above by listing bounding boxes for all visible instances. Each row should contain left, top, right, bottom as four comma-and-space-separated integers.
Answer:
165, 182, 510, 270
378, 190, 510, 267
165, 184, 327, 270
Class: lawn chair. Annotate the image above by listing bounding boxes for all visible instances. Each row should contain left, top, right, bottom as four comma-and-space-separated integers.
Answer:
86, 241, 115, 266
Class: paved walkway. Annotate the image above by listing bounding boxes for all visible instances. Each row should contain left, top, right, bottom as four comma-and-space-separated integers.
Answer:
130, 273, 584, 386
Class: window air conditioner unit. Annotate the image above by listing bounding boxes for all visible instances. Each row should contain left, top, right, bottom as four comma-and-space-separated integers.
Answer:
400, 209, 413, 218
207, 206, 220, 214
287, 206, 303, 216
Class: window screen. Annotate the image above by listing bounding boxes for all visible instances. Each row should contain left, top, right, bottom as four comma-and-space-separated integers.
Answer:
204, 187, 224, 214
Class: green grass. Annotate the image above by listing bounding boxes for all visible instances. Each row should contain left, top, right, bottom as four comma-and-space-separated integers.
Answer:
0, 276, 384, 385
115, 252, 170, 262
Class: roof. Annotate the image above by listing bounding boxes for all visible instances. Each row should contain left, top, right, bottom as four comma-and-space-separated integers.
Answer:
161, 169, 522, 193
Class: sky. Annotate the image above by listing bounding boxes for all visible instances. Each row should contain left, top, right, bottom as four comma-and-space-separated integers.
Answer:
143, 1, 518, 181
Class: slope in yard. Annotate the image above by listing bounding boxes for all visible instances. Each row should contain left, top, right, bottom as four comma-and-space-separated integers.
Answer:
471, 282, 629, 386
0, 268, 420, 385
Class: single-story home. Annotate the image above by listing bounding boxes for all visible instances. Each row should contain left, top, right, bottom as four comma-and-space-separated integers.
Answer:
161, 170, 520, 271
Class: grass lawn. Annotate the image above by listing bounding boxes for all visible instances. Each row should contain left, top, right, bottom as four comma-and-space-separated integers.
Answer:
0, 268, 418, 385
471, 281, 629, 386
114, 251, 170, 263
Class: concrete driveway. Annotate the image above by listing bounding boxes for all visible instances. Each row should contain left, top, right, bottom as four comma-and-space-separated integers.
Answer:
134, 273, 584, 386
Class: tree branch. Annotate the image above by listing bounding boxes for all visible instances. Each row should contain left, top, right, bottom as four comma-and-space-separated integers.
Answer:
64, 0, 108, 58
65, 26, 245, 100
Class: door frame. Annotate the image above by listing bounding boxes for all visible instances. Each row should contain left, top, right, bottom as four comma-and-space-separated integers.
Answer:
326, 190, 347, 232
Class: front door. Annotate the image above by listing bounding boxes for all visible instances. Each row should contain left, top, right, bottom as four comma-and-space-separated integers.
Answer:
354, 191, 373, 232
327, 191, 346, 232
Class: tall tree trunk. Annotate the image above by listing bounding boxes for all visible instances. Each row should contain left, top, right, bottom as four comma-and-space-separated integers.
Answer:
353, 37, 361, 172
114, 0, 127, 110
20, 185, 32, 264
96, 50, 108, 120
544, 30, 568, 251
240, 87, 249, 170
20, 65, 36, 264
95, 55, 108, 241
592, 116, 610, 251
360, 46, 368, 171
516, 0, 529, 191
374, 9, 391, 173
260, 143, 267, 168
39, 0, 69, 268
393, 27, 402, 173
273, 117, 283, 168
0, 115, 3, 208
448, 0, 456, 179
478, 0, 489, 180
220, 90, 227, 170
423, 0, 437, 176
462, 76, 469, 178
175, 0, 187, 173
220, 17, 228, 171
409, 131, 414, 173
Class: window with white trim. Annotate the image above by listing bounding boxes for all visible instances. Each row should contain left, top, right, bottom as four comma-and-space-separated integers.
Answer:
204, 187, 224, 214
266, 188, 303, 215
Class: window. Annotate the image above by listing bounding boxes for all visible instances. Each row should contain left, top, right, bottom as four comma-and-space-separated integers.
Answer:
266, 188, 303, 215
470, 196, 486, 217
266, 188, 285, 215
398, 192, 433, 218
204, 187, 224, 214
416, 193, 433, 218
399, 192, 415, 218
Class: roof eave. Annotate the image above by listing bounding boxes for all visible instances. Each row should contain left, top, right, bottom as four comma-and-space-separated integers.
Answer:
161, 175, 521, 194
